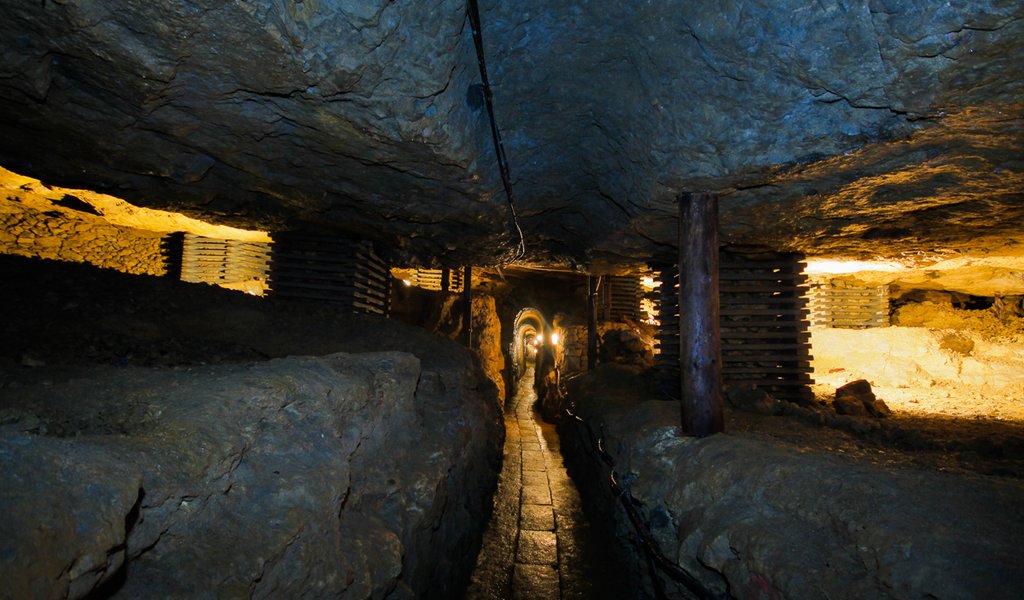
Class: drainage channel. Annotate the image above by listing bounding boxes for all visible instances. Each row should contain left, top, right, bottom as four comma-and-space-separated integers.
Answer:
466, 366, 625, 600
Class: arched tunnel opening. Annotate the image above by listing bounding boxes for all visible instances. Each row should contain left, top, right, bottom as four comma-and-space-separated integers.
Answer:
2, 1, 1024, 598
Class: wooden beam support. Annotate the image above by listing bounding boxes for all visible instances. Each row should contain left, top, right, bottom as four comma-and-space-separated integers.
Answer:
587, 275, 598, 369
440, 267, 451, 292
679, 192, 724, 436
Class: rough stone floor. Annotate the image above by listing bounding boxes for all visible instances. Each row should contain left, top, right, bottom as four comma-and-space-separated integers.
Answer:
466, 367, 623, 600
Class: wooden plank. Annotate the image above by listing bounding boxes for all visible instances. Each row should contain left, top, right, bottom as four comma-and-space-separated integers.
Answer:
722, 354, 812, 363
720, 308, 804, 316
720, 331, 811, 340
721, 259, 806, 269
721, 296, 811, 305
721, 322, 808, 330
722, 343, 811, 350
719, 273, 809, 282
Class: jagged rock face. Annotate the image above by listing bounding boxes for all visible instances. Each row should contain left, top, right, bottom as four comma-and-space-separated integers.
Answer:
560, 366, 1024, 599
0, 352, 503, 598
1, 1, 1021, 266
482, 0, 1024, 263
0, 0, 507, 261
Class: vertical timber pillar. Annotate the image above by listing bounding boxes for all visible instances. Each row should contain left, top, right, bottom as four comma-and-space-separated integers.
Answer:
440, 267, 451, 293
463, 266, 473, 350
587, 275, 598, 369
679, 192, 724, 436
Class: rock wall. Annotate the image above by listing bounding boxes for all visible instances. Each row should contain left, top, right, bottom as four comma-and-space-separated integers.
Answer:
560, 366, 1024, 600
473, 295, 507, 402
811, 318, 1024, 420
0, 351, 503, 599
560, 324, 588, 374
391, 286, 507, 403
2, 2, 1021, 265
0, 199, 166, 275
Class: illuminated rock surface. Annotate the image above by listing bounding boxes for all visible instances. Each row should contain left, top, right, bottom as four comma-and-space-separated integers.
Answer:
1, 1, 1021, 265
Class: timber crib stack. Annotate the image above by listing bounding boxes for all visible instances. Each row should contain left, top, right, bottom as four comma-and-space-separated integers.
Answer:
598, 275, 641, 322
808, 284, 890, 329
268, 233, 390, 316
719, 251, 814, 403
179, 233, 271, 290
652, 265, 681, 400
404, 268, 464, 292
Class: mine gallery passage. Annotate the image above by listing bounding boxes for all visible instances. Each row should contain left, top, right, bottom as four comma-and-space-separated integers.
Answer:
2, 0, 1024, 597
466, 362, 628, 600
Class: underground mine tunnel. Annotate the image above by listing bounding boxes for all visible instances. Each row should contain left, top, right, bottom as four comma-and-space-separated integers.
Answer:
2, 1, 1024, 599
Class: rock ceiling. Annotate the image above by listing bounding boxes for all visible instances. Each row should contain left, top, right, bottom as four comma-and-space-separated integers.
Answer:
1, 0, 1022, 270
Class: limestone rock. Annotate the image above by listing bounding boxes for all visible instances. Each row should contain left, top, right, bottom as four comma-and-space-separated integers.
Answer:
1, 1, 1022, 265
835, 378, 890, 418
0, 352, 502, 599
726, 385, 779, 416
598, 324, 654, 367
561, 367, 1024, 600
413, 290, 506, 402
471, 294, 506, 403
833, 394, 869, 417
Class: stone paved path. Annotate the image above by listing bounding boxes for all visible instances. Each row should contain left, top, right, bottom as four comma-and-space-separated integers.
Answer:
466, 367, 621, 600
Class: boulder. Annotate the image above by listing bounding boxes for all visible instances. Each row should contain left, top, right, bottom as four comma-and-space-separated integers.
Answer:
833, 394, 869, 417
599, 326, 654, 367
835, 379, 890, 418
726, 385, 779, 416
0, 352, 502, 599
417, 290, 506, 402
868, 398, 893, 418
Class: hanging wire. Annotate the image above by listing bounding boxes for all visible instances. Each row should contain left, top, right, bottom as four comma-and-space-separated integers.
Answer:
466, 0, 527, 261
564, 407, 730, 600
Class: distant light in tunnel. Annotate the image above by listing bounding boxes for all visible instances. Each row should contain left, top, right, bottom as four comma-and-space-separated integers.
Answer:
402, 279, 412, 286
550, 332, 560, 345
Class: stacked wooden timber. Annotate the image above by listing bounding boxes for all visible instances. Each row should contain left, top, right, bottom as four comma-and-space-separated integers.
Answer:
404, 268, 464, 292
652, 252, 815, 403
719, 252, 814, 403
268, 233, 390, 316
179, 234, 271, 289
809, 284, 890, 328
599, 275, 640, 321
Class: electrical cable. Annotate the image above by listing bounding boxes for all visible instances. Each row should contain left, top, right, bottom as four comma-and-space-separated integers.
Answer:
564, 408, 729, 600
466, 0, 527, 261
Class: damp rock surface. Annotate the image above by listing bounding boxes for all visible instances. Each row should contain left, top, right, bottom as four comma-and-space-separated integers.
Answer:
1, 1, 1022, 265
0, 255, 503, 600
0, 350, 502, 599
561, 365, 1024, 599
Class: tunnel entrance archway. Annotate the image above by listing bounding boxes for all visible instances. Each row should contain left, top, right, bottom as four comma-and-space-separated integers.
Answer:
510, 307, 548, 383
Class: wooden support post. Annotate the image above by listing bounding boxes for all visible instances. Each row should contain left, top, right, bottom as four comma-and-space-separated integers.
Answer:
440, 267, 451, 292
587, 275, 598, 369
463, 266, 473, 350
679, 192, 724, 436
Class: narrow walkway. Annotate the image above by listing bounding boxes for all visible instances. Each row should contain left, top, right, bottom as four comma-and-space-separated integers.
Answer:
466, 367, 618, 600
